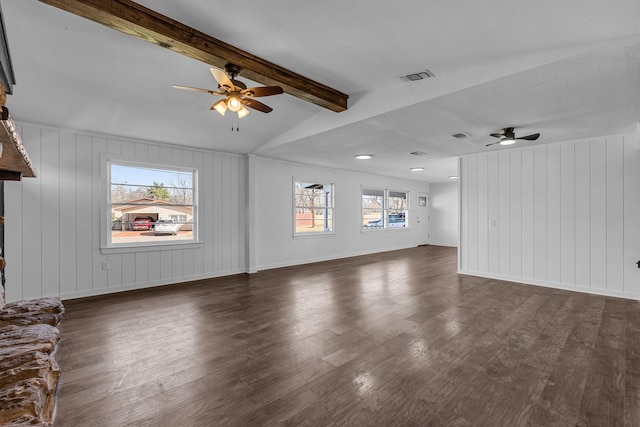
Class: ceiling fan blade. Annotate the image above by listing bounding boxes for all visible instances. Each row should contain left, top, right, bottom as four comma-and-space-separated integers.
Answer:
244, 98, 273, 113
489, 133, 504, 139
243, 86, 284, 97
210, 67, 234, 90
485, 141, 502, 147
172, 84, 222, 95
517, 133, 540, 141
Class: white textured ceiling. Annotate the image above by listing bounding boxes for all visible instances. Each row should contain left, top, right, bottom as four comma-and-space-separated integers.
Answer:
2, 1, 640, 182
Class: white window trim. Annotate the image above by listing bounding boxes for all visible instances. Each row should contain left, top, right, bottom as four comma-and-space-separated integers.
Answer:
361, 187, 410, 232
100, 154, 201, 254
292, 177, 336, 238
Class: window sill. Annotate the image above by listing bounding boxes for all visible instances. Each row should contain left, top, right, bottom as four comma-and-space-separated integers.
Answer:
361, 227, 410, 233
100, 240, 202, 255
293, 232, 336, 239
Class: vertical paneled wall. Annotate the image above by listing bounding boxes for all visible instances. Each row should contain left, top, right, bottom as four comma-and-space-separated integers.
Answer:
459, 134, 640, 299
4, 123, 247, 301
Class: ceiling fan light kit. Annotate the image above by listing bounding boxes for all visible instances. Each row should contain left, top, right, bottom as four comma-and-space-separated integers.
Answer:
499, 137, 516, 145
211, 99, 228, 115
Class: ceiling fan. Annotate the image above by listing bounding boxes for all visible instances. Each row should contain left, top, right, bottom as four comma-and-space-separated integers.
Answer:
172, 63, 284, 119
486, 127, 540, 147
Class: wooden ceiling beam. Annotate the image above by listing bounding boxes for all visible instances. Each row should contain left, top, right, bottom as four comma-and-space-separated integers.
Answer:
37, 0, 348, 112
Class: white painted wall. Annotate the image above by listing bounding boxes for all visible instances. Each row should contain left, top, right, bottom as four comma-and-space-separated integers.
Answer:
253, 156, 430, 270
3, 123, 431, 302
4, 123, 247, 301
428, 182, 458, 247
459, 133, 640, 300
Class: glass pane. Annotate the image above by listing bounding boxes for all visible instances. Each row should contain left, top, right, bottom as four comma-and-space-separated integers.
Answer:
295, 207, 333, 233
111, 205, 194, 244
295, 183, 331, 209
387, 211, 407, 228
388, 194, 408, 211
110, 163, 195, 245
362, 191, 384, 229
111, 165, 193, 205
363, 208, 383, 228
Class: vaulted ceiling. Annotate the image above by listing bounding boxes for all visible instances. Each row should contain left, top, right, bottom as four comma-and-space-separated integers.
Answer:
3, 1, 640, 182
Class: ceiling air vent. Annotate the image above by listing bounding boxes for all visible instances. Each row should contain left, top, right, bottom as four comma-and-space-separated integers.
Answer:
400, 69, 435, 82
452, 132, 470, 139
410, 151, 427, 156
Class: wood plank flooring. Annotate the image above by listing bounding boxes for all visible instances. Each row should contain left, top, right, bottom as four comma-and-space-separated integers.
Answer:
54, 246, 640, 426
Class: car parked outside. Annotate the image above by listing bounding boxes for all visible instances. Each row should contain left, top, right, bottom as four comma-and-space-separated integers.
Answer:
154, 218, 179, 236
367, 213, 406, 228
132, 216, 153, 231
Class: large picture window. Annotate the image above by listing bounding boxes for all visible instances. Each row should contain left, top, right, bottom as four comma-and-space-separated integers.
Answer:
294, 180, 334, 235
362, 188, 409, 230
108, 161, 197, 246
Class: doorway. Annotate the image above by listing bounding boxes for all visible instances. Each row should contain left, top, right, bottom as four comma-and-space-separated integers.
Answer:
417, 192, 429, 245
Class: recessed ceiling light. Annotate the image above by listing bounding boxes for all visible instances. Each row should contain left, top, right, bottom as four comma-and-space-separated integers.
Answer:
355, 154, 372, 160
410, 167, 424, 171
448, 176, 458, 180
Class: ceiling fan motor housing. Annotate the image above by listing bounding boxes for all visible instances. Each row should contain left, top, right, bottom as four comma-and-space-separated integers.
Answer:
224, 63, 243, 79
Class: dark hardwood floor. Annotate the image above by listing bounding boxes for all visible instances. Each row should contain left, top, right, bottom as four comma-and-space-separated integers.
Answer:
55, 246, 640, 426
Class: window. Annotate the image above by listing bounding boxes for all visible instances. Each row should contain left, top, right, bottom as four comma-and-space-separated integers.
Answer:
362, 188, 409, 230
362, 189, 384, 228
108, 161, 197, 246
294, 180, 334, 235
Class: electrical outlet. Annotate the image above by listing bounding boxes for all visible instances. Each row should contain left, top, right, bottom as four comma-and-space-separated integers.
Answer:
102, 261, 109, 270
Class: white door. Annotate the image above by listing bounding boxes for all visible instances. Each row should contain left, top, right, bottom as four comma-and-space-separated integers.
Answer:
417, 192, 429, 245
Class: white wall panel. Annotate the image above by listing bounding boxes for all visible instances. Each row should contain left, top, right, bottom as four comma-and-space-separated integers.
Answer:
75, 135, 93, 294
459, 158, 469, 270
574, 142, 591, 288
560, 143, 575, 286
606, 136, 624, 293
460, 132, 640, 300
487, 155, 499, 274
40, 130, 61, 298
590, 140, 607, 290
467, 156, 479, 272
546, 144, 561, 285
21, 127, 42, 300
623, 136, 640, 295
59, 131, 78, 296
498, 152, 510, 276
508, 150, 522, 278
533, 146, 547, 281
521, 149, 535, 280
477, 155, 489, 272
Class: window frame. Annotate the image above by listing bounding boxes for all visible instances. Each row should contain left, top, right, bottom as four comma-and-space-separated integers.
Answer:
101, 156, 200, 253
361, 187, 410, 231
292, 178, 336, 237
